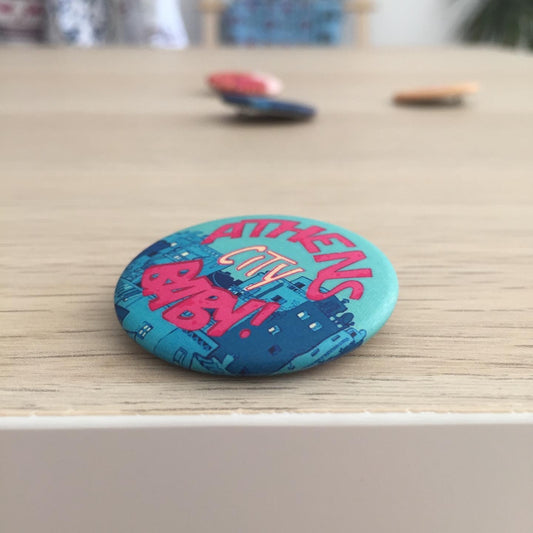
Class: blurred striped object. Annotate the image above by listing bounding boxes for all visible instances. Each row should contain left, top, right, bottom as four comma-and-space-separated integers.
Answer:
46, 0, 109, 46
221, 0, 343, 45
0, 0, 45, 43
0, 0, 189, 47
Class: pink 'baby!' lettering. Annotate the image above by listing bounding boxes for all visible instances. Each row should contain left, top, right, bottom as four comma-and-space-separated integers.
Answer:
141, 260, 280, 336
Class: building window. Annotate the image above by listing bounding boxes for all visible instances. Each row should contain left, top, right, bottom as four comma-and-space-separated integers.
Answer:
172, 347, 187, 363
138, 322, 153, 338
309, 322, 322, 331
297, 311, 310, 320
268, 344, 281, 355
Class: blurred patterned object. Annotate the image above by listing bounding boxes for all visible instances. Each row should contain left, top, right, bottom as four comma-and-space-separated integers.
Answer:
46, 0, 110, 46
0, 0, 45, 43
113, 0, 188, 49
221, 0, 343, 45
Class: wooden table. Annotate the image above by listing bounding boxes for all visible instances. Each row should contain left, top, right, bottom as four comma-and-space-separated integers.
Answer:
1, 47, 532, 415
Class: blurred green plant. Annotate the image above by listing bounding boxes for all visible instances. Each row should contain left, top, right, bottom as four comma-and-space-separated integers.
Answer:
457, 0, 533, 49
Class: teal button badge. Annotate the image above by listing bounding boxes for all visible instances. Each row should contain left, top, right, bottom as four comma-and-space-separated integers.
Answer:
114, 216, 398, 376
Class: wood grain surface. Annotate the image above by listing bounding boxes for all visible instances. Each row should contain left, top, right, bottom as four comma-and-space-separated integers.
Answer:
1, 47, 532, 415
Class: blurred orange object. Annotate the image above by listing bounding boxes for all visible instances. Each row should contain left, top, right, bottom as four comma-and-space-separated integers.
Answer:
393, 82, 479, 105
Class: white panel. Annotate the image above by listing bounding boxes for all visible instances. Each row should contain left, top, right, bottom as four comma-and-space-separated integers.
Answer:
1, 415, 532, 533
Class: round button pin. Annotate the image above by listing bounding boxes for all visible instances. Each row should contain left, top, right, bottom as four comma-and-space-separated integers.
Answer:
207, 71, 283, 96
221, 93, 316, 121
114, 216, 398, 376
393, 82, 479, 106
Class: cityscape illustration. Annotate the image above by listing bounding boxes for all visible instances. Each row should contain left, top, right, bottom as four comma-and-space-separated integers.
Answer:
115, 230, 367, 375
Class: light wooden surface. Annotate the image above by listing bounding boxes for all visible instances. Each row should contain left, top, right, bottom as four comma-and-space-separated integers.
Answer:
1, 47, 532, 415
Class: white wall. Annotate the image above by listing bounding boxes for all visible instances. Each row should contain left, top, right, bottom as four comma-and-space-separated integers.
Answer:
371, 0, 477, 46
180, 0, 203, 45
179, 0, 478, 46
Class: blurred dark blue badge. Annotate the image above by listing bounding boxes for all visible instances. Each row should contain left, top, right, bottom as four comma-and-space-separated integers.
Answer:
221, 93, 316, 120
